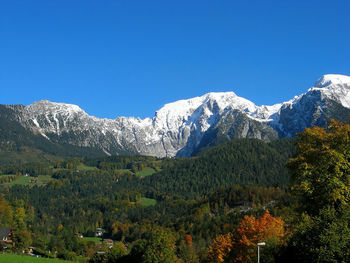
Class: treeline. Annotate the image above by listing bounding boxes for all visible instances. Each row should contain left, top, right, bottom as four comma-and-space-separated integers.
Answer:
1, 162, 51, 176
85, 155, 158, 168
0, 155, 160, 178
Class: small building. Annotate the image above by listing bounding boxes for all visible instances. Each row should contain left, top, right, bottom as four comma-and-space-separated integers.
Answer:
0, 227, 13, 242
0, 227, 13, 249
95, 228, 104, 237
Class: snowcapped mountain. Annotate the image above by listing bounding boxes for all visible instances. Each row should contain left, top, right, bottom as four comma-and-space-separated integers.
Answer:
278, 74, 350, 137
4, 74, 350, 157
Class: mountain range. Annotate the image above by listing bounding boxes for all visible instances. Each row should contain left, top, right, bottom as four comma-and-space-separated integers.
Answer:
1, 74, 350, 158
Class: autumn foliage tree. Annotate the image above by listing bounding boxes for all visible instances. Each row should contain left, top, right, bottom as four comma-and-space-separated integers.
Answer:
207, 233, 234, 263
207, 210, 286, 263
0, 196, 13, 227
285, 120, 350, 263
238, 210, 285, 247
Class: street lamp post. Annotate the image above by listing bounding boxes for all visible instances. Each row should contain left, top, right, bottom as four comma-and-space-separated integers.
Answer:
257, 242, 266, 263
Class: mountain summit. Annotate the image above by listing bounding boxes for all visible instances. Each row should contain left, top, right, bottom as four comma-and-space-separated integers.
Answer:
3, 74, 350, 157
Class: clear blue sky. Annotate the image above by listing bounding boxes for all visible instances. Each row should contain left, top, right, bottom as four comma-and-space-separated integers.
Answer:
1, 0, 349, 119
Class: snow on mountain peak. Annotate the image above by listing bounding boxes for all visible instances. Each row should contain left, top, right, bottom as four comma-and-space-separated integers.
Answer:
152, 91, 260, 131
205, 91, 257, 112
26, 100, 85, 115
22, 100, 88, 135
314, 74, 350, 88
311, 74, 350, 109
155, 91, 256, 118
7, 73, 350, 158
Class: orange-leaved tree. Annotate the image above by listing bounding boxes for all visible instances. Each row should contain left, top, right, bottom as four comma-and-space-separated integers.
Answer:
207, 210, 286, 263
235, 210, 285, 262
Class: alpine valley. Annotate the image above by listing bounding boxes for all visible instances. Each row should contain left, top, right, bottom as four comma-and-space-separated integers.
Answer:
1, 74, 350, 160
1, 74, 350, 263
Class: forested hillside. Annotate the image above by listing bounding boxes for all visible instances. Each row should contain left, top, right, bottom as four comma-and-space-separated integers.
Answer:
138, 138, 296, 198
0, 138, 294, 261
1, 122, 349, 263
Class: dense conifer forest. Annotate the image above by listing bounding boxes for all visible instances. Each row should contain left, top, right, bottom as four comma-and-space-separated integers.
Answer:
0, 121, 349, 262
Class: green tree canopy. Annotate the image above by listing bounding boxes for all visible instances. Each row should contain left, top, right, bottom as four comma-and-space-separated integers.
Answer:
285, 119, 350, 263
287, 119, 350, 215
128, 226, 178, 263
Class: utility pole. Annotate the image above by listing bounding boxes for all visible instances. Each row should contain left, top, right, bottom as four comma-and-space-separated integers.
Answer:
257, 242, 266, 263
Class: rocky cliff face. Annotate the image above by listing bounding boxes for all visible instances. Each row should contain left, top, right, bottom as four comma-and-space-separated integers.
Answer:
5, 74, 350, 157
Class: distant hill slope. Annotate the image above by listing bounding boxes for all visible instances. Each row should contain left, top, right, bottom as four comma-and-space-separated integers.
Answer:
0, 105, 106, 165
132, 138, 296, 199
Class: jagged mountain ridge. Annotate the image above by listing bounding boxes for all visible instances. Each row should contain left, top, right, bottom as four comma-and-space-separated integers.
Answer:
4, 74, 350, 157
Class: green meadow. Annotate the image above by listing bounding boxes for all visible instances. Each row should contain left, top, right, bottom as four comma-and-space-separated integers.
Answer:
135, 167, 158, 177
139, 197, 157, 207
0, 254, 73, 263
1, 175, 52, 187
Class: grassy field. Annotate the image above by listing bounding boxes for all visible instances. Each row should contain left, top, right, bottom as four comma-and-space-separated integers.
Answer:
0, 254, 73, 263
1, 175, 52, 187
139, 197, 157, 207
82, 237, 102, 243
77, 163, 97, 171
136, 167, 157, 177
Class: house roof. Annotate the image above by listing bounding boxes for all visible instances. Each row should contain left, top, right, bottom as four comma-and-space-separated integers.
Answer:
0, 227, 11, 239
